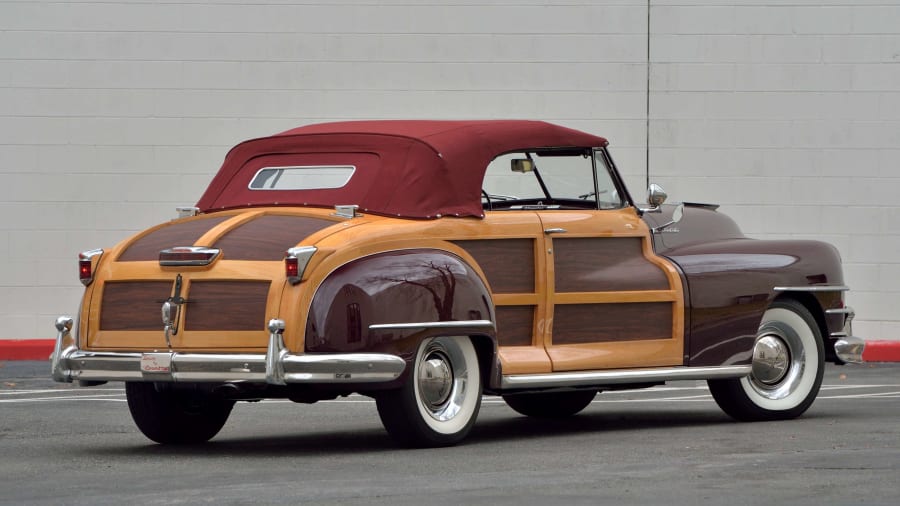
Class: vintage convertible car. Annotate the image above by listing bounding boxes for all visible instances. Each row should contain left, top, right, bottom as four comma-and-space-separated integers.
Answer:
51, 120, 863, 447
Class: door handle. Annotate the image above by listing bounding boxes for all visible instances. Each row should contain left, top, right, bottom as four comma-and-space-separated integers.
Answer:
543, 228, 567, 235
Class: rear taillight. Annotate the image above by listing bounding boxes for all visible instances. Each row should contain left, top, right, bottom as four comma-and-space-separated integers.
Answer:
159, 247, 220, 266
285, 246, 317, 285
78, 249, 104, 286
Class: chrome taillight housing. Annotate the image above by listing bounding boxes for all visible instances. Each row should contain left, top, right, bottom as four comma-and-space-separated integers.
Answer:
285, 246, 317, 285
78, 249, 104, 286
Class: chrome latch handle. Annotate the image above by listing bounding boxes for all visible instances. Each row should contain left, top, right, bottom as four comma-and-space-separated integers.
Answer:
544, 228, 567, 235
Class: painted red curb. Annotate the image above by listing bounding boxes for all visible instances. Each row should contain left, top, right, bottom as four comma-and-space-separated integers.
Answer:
2, 339, 900, 362
0, 340, 55, 361
862, 340, 900, 363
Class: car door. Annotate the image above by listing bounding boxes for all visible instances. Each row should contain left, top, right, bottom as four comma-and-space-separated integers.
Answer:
449, 211, 552, 375
537, 208, 686, 371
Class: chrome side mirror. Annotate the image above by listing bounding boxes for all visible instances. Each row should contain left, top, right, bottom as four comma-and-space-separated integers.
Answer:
639, 184, 668, 213
651, 203, 685, 233
647, 184, 667, 207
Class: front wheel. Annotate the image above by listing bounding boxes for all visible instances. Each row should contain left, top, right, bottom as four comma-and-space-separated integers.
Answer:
376, 336, 482, 447
708, 299, 824, 421
125, 382, 235, 444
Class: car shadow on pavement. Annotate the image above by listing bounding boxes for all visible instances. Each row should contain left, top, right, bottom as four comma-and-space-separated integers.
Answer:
89, 406, 743, 457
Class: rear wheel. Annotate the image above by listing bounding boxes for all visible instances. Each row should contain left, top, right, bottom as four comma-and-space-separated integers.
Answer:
376, 336, 482, 447
708, 299, 824, 421
125, 382, 235, 444
503, 390, 597, 418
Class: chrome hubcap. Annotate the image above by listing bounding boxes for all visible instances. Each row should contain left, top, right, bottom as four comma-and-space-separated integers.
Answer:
752, 334, 790, 385
418, 351, 453, 409
747, 320, 807, 401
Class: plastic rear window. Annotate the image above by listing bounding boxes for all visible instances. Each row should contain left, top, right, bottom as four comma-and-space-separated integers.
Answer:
249, 165, 356, 190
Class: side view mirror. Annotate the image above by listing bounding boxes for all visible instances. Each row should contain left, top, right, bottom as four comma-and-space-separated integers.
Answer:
651, 203, 685, 233
647, 184, 667, 207
639, 183, 668, 214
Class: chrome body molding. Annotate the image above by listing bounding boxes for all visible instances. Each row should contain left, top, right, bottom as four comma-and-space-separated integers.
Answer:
369, 320, 495, 331
500, 365, 752, 390
50, 317, 406, 385
773, 285, 850, 292
834, 336, 865, 364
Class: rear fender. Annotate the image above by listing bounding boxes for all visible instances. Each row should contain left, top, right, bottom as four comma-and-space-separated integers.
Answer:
304, 249, 498, 387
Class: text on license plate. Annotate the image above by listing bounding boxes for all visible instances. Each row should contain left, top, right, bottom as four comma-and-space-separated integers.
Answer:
141, 353, 173, 373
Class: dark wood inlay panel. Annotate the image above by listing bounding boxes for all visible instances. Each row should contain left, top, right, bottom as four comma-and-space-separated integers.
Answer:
553, 237, 669, 292
117, 216, 231, 262
100, 281, 173, 330
214, 215, 335, 261
496, 305, 534, 347
452, 239, 534, 293
185, 281, 269, 331
553, 302, 672, 344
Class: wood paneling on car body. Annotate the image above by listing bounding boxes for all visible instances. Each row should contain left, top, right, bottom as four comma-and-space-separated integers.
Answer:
100, 281, 172, 330
552, 302, 672, 344
117, 216, 231, 261
451, 239, 535, 293
553, 237, 670, 292
213, 215, 336, 261
185, 281, 270, 331
495, 306, 535, 346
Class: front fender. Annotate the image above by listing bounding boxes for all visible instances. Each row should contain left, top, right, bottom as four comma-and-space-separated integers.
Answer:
304, 249, 497, 384
665, 238, 845, 366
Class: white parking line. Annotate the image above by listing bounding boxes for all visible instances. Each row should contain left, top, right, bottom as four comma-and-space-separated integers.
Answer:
818, 391, 900, 399
0, 388, 123, 396
0, 393, 126, 403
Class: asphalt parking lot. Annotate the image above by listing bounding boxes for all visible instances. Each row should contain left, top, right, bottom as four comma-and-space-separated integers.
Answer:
2, 361, 899, 505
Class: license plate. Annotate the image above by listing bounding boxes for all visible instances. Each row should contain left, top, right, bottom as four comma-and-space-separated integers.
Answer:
141, 353, 173, 374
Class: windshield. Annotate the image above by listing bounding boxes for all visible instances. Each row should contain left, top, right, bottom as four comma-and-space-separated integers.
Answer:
481, 149, 625, 210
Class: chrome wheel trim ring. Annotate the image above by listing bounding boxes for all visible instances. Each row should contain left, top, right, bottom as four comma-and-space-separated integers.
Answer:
412, 337, 478, 433
740, 307, 819, 410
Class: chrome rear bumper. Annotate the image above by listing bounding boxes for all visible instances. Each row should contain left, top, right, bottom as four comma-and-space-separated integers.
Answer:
50, 317, 406, 385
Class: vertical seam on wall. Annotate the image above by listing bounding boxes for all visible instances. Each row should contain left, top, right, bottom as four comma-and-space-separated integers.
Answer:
646, 0, 651, 189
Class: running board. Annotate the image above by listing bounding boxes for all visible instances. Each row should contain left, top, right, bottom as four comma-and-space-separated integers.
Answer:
500, 365, 751, 390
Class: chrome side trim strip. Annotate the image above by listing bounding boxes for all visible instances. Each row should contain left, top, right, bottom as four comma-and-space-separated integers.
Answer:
369, 320, 495, 331
501, 365, 751, 390
834, 336, 865, 364
826, 308, 855, 315
774, 285, 849, 292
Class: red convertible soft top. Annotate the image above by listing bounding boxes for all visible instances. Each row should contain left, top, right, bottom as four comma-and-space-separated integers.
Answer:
196, 120, 608, 219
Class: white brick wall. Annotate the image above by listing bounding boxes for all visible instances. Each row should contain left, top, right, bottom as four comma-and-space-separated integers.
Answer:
1, 0, 897, 340
649, 0, 900, 342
